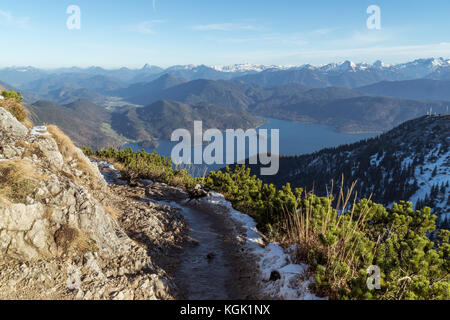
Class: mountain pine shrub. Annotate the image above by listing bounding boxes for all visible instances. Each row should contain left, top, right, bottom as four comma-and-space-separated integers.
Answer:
0, 90, 31, 127
87, 148, 449, 300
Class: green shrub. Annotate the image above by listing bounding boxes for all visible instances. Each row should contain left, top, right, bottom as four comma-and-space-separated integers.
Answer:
81, 146, 93, 156
1, 89, 23, 102
86, 148, 449, 300
89, 147, 200, 187
0, 90, 28, 123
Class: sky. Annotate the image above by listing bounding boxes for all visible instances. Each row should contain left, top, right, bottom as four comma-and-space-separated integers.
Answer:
1, 0, 450, 68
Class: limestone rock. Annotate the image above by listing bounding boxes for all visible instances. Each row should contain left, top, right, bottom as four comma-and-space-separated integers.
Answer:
0, 107, 184, 300
0, 107, 28, 140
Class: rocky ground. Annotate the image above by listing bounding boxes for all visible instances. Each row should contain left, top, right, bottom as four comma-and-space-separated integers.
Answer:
0, 106, 187, 300
100, 167, 266, 300
0, 105, 266, 300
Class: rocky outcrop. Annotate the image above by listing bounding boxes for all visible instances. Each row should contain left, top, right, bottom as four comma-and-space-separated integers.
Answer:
0, 107, 185, 300
0, 107, 28, 141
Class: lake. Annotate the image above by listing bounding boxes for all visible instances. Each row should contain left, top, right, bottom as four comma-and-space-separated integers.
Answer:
125, 117, 378, 175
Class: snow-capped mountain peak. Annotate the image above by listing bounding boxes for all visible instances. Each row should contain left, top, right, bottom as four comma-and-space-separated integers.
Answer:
319, 60, 361, 72
211, 64, 290, 73
373, 60, 389, 68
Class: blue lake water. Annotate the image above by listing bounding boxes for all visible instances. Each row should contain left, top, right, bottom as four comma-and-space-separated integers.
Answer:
125, 118, 378, 174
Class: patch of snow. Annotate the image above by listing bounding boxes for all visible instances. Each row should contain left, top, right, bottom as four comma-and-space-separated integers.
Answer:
401, 156, 414, 169
97, 161, 116, 171
211, 64, 292, 73
409, 144, 450, 219
30, 126, 51, 136
165, 64, 199, 71
200, 192, 324, 300
92, 160, 124, 185
137, 179, 154, 185
320, 60, 359, 72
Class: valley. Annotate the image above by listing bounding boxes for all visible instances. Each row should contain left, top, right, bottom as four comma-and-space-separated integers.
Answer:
125, 117, 377, 175
2, 0, 450, 305
0, 58, 449, 301
1, 59, 449, 219
4, 58, 450, 152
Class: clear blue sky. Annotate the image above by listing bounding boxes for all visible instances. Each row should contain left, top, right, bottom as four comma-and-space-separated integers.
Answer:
1, 0, 450, 68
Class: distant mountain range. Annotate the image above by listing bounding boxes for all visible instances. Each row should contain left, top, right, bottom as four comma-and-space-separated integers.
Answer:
358, 79, 450, 102
112, 76, 448, 133
14, 73, 448, 151
2, 57, 450, 152
235, 58, 450, 88
112, 74, 188, 102
0, 80, 14, 91
3, 57, 450, 88
4, 58, 450, 107
246, 114, 450, 228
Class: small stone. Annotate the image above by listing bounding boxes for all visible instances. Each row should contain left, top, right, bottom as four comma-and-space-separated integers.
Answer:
48, 182, 61, 196
83, 290, 93, 300
269, 270, 281, 281
26, 196, 35, 205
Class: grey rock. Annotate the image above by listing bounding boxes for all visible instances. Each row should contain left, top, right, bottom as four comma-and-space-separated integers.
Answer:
0, 107, 28, 140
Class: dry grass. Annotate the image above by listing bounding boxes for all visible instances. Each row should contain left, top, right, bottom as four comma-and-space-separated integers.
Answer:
0, 98, 32, 128
0, 160, 40, 203
47, 125, 98, 183
15, 140, 29, 149
54, 224, 97, 254
21, 141, 45, 159
47, 125, 79, 160
174, 163, 209, 181
282, 180, 373, 298
103, 205, 121, 222
169, 175, 187, 188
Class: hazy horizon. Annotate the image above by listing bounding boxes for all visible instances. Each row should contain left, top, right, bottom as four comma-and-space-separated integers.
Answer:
2, 56, 450, 71
1, 0, 450, 68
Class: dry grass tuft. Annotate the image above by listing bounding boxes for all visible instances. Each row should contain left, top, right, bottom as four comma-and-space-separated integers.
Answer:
21, 141, 45, 159
47, 125, 98, 183
0, 160, 40, 203
0, 97, 32, 128
282, 180, 372, 299
169, 175, 187, 188
47, 125, 79, 159
15, 140, 29, 149
103, 205, 121, 222
54, 224, 97, 253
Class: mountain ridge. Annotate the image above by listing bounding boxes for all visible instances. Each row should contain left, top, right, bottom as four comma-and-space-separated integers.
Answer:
245, 114, 450, 227
3, 57, 450, 88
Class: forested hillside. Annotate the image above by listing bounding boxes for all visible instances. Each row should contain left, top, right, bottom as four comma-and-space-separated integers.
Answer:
247, 115, 450, 228
110, 99, 264, 145
28, 99, 119, 149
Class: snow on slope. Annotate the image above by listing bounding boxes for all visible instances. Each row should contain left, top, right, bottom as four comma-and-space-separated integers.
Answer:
211, 64, 291, 73
210, 58, 450, 75
405, 144, 450, 221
